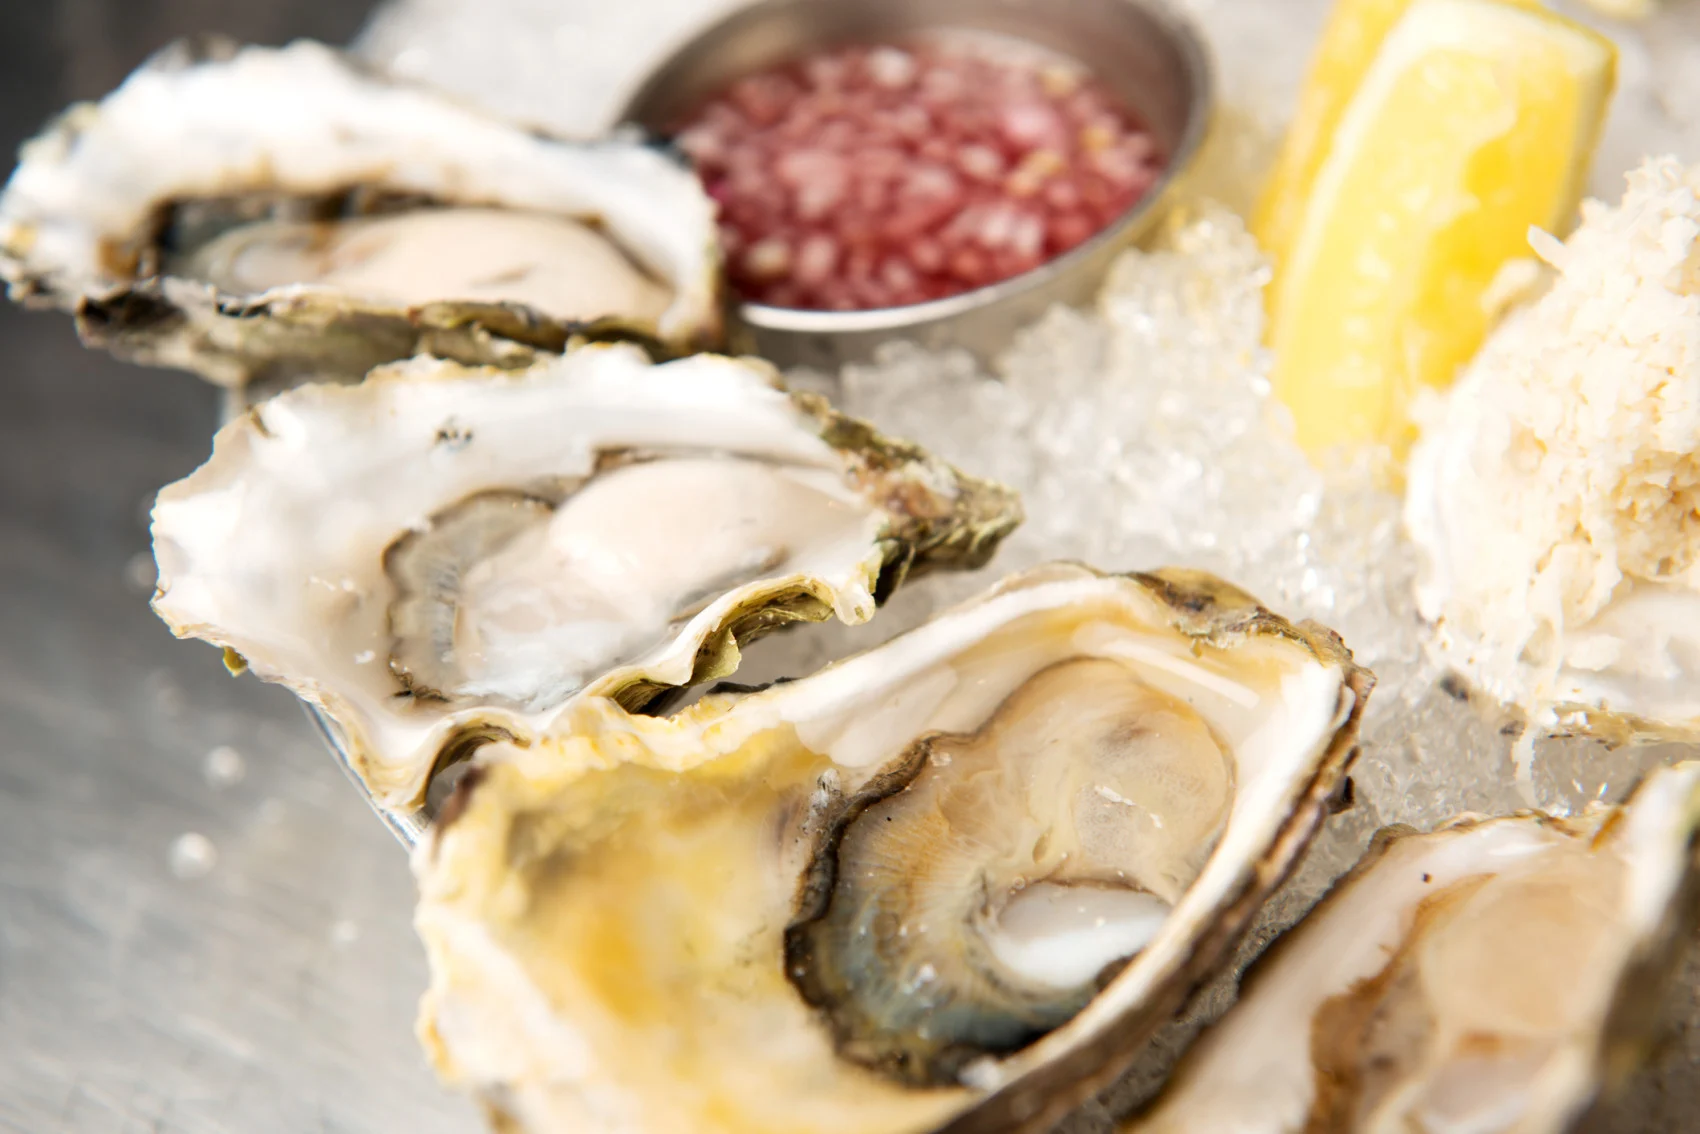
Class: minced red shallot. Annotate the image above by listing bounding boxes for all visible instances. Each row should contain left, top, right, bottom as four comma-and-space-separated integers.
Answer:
674, 36, 1165, 311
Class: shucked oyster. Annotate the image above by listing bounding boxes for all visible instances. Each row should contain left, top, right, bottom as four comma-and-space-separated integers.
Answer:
0, 38, 721, 387
1126, 760, 1700, 1134
415, 564, 1373, 1134
150, 342, 1018, 809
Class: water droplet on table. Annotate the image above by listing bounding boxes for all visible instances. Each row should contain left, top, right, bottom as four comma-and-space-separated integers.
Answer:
169, 832, 218, 880
203, 745, 246, 788
123, 552, 157, 594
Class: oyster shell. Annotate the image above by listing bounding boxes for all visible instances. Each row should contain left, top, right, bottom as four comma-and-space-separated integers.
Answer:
150, 342, 1018, 809
1126, 761, 1700, 1134
1403, 159, 1700, 739
0, 38, 721, 387
414, 564, 1373, 1134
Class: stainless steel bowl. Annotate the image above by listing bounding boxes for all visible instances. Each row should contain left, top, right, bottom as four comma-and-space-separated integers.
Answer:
620, 0, 1213, 369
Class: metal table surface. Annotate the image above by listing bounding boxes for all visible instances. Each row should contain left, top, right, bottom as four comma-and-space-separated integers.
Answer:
0, 3, 478, 1131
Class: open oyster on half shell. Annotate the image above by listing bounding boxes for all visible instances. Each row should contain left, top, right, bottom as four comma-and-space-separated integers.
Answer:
415, 564, 1373, 1134
149, 342, 1019, 810
0, 38, 721, 388
1126, 760, 1700, 1134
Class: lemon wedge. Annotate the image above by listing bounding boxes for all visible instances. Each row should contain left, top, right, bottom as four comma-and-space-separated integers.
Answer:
1263, 0, 1614, 457
1253, 0, 1540, 273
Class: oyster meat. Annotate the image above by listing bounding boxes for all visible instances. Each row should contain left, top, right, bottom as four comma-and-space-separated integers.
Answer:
1126, 761, 1700, 1134
415, 564, 1373, 1134
150, 342, 1019, 809
0, 38, 721, 387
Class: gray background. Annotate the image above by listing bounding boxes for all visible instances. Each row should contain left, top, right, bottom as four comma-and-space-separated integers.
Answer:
0, 3, 478, 1131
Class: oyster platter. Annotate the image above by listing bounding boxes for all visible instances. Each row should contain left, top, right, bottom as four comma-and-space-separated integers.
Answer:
11, 0, 1700, 1129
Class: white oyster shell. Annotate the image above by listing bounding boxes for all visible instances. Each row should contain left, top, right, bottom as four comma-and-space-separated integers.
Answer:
0, 38, 722, 385
1404, 158, 1700, 738
414, 564, 1373, 1134
1126, 761, 1700, 1134
150, 342, 1019, 810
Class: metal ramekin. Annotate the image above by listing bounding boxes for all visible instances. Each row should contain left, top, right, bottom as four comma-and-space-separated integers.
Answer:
620, 0, 1213, 370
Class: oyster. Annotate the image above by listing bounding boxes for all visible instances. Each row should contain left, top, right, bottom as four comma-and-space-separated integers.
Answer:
1404, 158, 1700, 737
0, 38, 721, 387
1125, 761, 1700, 1134
150, 342, 1018, 810
414, 564, 1373, 1134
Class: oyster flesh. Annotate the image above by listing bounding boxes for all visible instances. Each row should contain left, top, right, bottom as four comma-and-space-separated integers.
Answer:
1127, 761, 1700, 1134
150, 342, 1019, 810
415, 564, 1373, 1134
0, 38, 721, 387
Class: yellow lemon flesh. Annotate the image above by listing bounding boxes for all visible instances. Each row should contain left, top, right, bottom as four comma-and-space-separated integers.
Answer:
1263, 0, 1614, 458
1253, 0, 1540, 273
